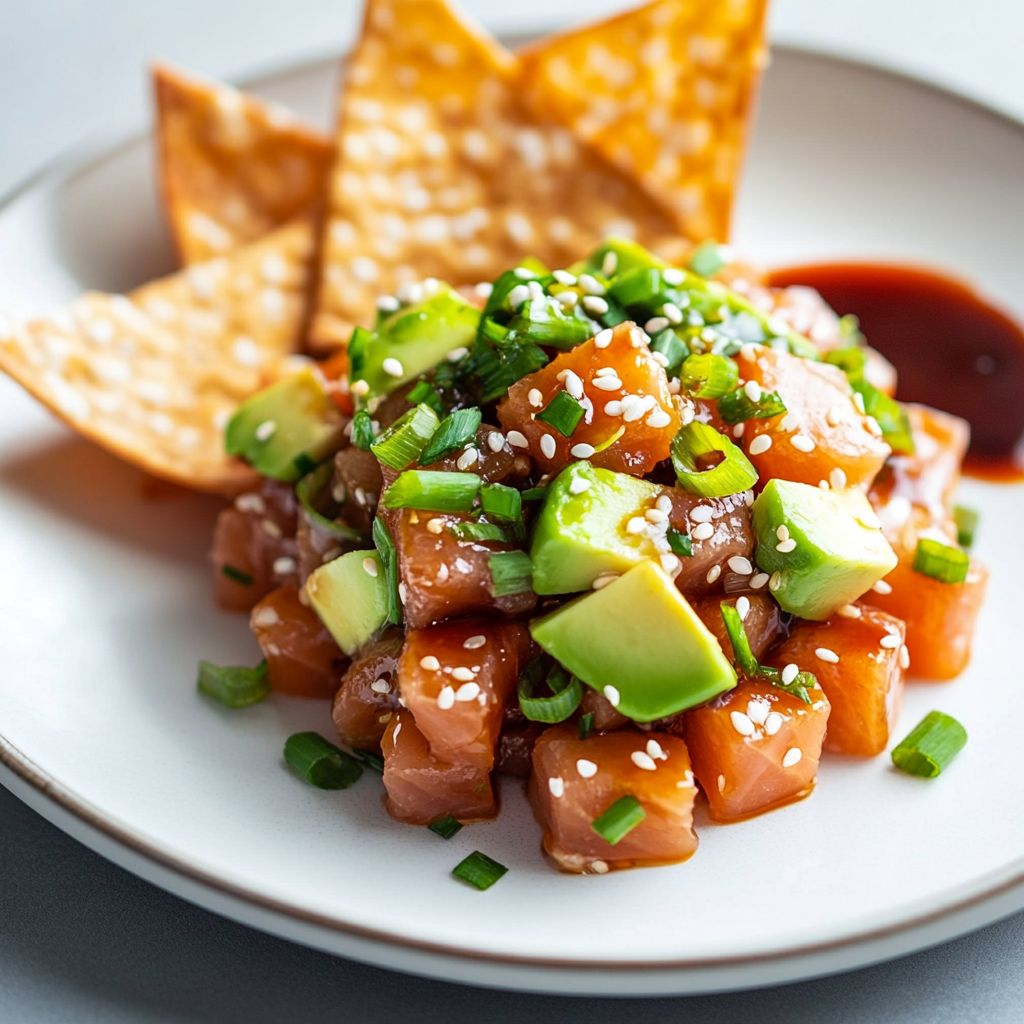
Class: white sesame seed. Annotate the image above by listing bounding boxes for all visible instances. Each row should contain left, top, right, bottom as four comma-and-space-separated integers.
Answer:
254, 419, 277, 442
660, 266, 684, 286
378, 712, 393, 725
764, 712, 783, 735
570, 443, 595, 458
776, 525, 790, 542
591, 376, 622, 391
548, 776, 565, 798
582, 296, 609, 315
646, 739, 667, 760
420, 655, 441, 671
748, 434, 772, 455
590, 859, 609, 874
739, 343, 760, 362
252, 606, 279, 628
553, 269, 576, 286
645, 508, 668, 524
592, 573, 619, 590
853, 392, 866, 414
621, 396, 647, 422
474, 281, 493, 299
646, 409, 673, 429
362, 557, 379, 577
880, 634, 901, 649
456, 448, 479, 470
827, 406, 844, 427
273, 556, 296, 575
693, 522, 714, 541
776, 538, 797, 554
747, 697, 769, 724
706, 565, 722, 584
376, 294, 400, 312
865, 416, 883, 436
662, 302, 683, 324
603, 685, 621, 707
370, 678, 391, 694
447, 346, 468, 362
508, 284, 530, 308
661, 553, 682, 576
235, 493, 266, 515
790, 434, 816, 452
717, 774, 726, 792
769, 571, 782, 592
576, 758, 598, 778
451, 666, 476, 681
782, 747, 803, 768
350, 379, 370, 396
540, 434, 557, 459
528, 281, 545, 303
463, 635, 486, 650
689, 505, 714, 523
437, 685, 456, 710
656, 495, 673, 514
513, 267, 535, 280
743, 380, 762, 403
563, 371, 584, 399
602, 252, 618, 276
629, 327, 648, 347
507, 430, 529, 448
815, 647, 839, 663
830, 467, 848, 490
899, 645, 911, 670
728, 556, 753, 575
872, 579, 893, 595
392, 720, 402, 740
736, 596, 751, 620
260, 519, 282, 538
779, 412, 801, 433
577, 274, 604, 296
556, 291, 578, 309
650, 351, 670, 368
569, 477, 592, 495
836, 604, 862, 619
594, 328, 614, 349
382, 357, 404, 378
730, 711, 755, 736
631, 750, 658, 770
425, 518, 446, 536
626, 517, 647, 534
750, 572, 769, 589
781, 663, 799, 685
455, 681, 481, 701
645, 316, 670, 334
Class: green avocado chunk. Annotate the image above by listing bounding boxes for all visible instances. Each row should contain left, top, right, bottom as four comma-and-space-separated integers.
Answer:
529, 462, 664, 595
530, 560, 737, 722
348, 285, 481, 397
752, 479, 898, 621
224, 367, 345, 482
306, 550, 389, 655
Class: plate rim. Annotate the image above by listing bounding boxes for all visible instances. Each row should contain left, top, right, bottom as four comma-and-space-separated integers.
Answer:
3, 42, 1024, 987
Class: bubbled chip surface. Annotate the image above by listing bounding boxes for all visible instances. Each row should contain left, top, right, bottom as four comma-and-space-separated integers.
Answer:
517, 0, 770, 244
0, 219, 315, 494
153, 62, 333, 264
310, 0, 688, 347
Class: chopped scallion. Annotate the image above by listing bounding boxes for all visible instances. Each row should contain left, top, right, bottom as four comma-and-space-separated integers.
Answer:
953, 505, 979, 549
197, 659, 269, 708
488, 550, 534, 597
406, 379, 446, 416
680, 354, 739, 399
372, 516, 402, 626
649, 328, 687, 377
480, 483, 522, 523
536, 390, 585, 437
719, 603, 760, 676
717, 387, 787, 425
591, 794, 646, 845
221, 564, 253, 587
296, 462, 367, 545
577, 712, 594, 740
350, 410, 375, 451
383, 470, 481, 513
913, 537, 970, 584
451, 521, 512, 543
418, 407, 482, 465
517, 656, 583, 723
687, 240, 733, 278
452, 851, 508, 890
666, 529, 693, 557
292, 453, 319, 477
370, 403, 440, 470
671, 422, 758, 497
353, 748, 385, 772
284, 732, 363, 789
891, 711, 967, 778
521, 486, 549, 502
428, 814, 464, 839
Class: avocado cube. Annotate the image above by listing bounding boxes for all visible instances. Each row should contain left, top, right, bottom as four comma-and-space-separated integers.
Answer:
225, 367, 345, 482
529, 462, 664, 595
348, 286, 480, 396
306, 550, 389, 655
530, 560, 736, 722
752, 479, 898, 621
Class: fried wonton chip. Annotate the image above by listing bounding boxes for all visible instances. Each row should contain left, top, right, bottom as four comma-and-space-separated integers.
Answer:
309, 0, 688, 348
0, 219, 315, 494
517, 0, 770, 244
153, 63, 332, 264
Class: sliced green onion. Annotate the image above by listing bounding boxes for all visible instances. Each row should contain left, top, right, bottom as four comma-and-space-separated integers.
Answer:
480, 483, 522, 523
452, 850, 508, 890
687, 241, 733, 278
452, 521, 512, 543
353, 748, 385, 772
954, 505, 979, 549
292, 452, 319, 477
509, 298, 593, 350
221, 564, 253, 587
372, 516, 402, 626
717, 387, 787, 425
592, 425, 625, 453
197, 659, 269, 708
891, 711, 967, 778
350, 410, 375, 451
296, 462, 368, 545
680, 354, 739, 399
719, 603, 760, 676
488, 550, 534, 597
419, 407, 482, 465
517, 656, 583, 723
758, 665, 815, 705
521, 486, 549, 502
370, 403, 440, 470
591, 794, 646, 846
406, 379, 445, 416
608, 266, 662, 308
578, 711, 594, 740
428, 814, 464, 839
649, 328, 687, 377
671, 422, 758, 497
913, 537, 970, 584
284, 732, 363, 789
666, 529, 693, 557
384, 470, 481, 513
535, 390, 585, 437
459, 337, 549, 405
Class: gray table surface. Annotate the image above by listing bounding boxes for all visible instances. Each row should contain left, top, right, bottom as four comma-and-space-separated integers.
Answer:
3, 1, 1024, 1019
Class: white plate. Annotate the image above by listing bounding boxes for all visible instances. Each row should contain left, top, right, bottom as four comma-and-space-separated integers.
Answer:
1, 47, 1023, 996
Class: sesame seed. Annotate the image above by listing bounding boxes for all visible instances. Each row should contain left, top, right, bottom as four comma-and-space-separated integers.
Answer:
764, 712, 783, 735
463, 635, 486, 649
645, 508, 668, 524
548, 777, 565, 798
455, 682, 481, 701
690, 505, 714, 523
621, 396, 647, 422
362, 557, 379, 577
507, 430, 529, 448
727, 556, 753, 575
592, 376, 622, 391
739, 342, 760, 362
662, 267, 685, 286
382, 357, 404, 378
508, 284, 530, 308
693, 522, 714, 541
376, 295, 400, 312
880, 634, 901, 649
420, 655, 441, 671
235, 493, 266, 515
569, 477, 592, 495
827, 406, 844, 427
451, 666, 476, 681
706, 565, 722, 584
602, 251, 618, 276
377, 712, 393, 725
647, 409, 672, 429
748, 434, 772, 455
743, 380, 762, 403
662, 302, 683, 324
782, 747, 803, 768
437, 686, 455, 710
594, 328, 613, 348
629, 327, 648, 347
556, 291, 578, 309
590, 859, 609, 874
595, 366, 617, 377
485, 432, 506, 453
830, 467, 847, 490
776, 525, 790, 541
717, 774, 726, 792
747, 698, 769, 724
578, 274, 604, 296
626, 517, 647, 534
865, 416, 883, 436
645, 316, 670, 334
790, 434, 816, 452
513, 267, 534, 280
750, 572, 769, 589
604, 402, 623, 419
370, 678, 391, 694
730, 711, 755, 736
261, 519, 283, 538
252, 606, 279, 628
899, 645, 910, 670
769, 571, 782, 591
836, 604, 862, 618
475, 281, 493, 299
661, 553, 682, 576
603, 685, 621, 706
254, 419, 277, 442
853, 392, 866, 414
350, 379, 370, 396
576, 758, 598, 778
553, 270, 576, 286
781, 663, 799, 685
582, 296, 609, 315
570, 443, 595, 458
650, 351, 670, 368
273, 556, 296, 575
631, 750, 658, 770
815, 647, 839, 663
656, 495, 673, 514
646, 739, 667, 760
736, 596, 750, 620
447, 346, 468, 362
426, 518, 444, 535
776, 538, 797, 553
564, 371, 584, 399
872, 579, 893, 595
779, 412, 801, 433
456, 448, 479, 470
540, 434, 557, 459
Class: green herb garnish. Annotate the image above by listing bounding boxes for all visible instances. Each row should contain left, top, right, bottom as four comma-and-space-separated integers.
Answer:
891, 711, 967, 778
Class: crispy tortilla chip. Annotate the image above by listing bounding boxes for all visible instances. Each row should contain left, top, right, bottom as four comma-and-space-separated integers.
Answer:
0, 219, 315, 494
518, 0, 770, 244
310, 0, 688, 347
153, 63, 332, 264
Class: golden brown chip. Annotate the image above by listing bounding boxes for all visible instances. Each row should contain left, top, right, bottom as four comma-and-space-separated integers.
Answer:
0, 219, 315, 494
153, 63, 332, 264
309, 0, 688, 348
517, 0, 770, 244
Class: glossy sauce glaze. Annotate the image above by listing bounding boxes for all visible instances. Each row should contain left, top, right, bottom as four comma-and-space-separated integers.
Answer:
767, 263, 1024, 481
